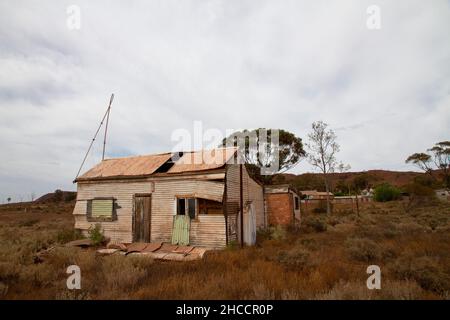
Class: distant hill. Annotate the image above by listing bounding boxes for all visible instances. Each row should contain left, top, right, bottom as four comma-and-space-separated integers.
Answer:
274, 170, 429, 191
35, 190, 76, 203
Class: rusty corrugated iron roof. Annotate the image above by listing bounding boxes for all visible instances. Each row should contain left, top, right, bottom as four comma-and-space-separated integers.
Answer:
75, 147, 238, 181
167, 147, 237, 174
75, 152, 173, 181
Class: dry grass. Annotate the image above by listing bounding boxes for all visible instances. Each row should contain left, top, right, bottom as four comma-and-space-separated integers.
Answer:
0, 199, 449, 300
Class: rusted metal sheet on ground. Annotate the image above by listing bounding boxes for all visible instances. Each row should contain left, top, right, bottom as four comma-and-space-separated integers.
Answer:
142, 242, 162, 252
171, 215, 190, 246
65, 239, 94, 247
126, 242, 148, 254
107, 242, 127, 251
97, 248, 119, 255
160, 243, 179, 252
173, 245, 194, 255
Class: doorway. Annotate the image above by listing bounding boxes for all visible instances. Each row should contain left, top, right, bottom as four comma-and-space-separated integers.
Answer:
134, 194, 151, 242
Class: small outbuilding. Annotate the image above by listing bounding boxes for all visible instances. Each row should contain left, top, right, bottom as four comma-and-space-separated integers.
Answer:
72, 148, 265, 249
264, 184, 301, 226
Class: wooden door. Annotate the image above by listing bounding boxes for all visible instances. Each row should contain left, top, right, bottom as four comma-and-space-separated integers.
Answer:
171, 215, 190, 245
134, 195, 151, 242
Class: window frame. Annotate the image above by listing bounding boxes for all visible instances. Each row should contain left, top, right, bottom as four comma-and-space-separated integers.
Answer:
294, 196, 299, 210
86, 197, 117, 222
175, 196, 197, 220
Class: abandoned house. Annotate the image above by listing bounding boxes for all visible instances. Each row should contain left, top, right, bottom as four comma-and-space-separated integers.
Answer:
300, 190, 334, 200
264, 184, 301, 226
72, 147, 266, 249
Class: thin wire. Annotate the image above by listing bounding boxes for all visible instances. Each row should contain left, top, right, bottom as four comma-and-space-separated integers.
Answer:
102, 94, 114, 160
74, 94, 114, 181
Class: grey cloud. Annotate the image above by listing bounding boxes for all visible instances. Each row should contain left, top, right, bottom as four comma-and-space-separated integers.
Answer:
0, 0, 449, 200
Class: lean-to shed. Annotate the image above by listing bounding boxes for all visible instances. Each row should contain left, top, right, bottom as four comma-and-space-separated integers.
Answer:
72, 147, 265, 248
264, 184, 301, 226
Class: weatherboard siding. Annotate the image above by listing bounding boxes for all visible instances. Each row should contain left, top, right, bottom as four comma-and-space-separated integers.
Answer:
73, 175, 227, 246
74, 181, 153, 243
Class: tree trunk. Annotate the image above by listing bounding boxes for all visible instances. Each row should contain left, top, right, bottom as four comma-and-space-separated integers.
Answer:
355, 191, 360, 217
324, 177, 331, 215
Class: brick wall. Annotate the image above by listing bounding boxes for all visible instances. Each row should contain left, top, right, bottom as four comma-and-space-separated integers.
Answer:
266, 193, 293, 226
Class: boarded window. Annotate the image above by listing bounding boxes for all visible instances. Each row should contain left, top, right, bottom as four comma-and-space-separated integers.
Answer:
86, 198, 116, 221
92, 199, 113, 218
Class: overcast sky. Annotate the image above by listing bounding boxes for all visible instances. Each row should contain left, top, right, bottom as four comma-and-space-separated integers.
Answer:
0, 0, 449, 201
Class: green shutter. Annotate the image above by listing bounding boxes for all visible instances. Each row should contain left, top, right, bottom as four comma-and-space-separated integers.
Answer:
91, 199, 113, 218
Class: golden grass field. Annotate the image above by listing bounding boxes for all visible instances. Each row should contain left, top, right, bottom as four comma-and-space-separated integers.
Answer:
0, 199, 449, 300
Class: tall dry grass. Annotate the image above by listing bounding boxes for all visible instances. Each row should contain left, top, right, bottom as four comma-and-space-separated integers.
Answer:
0, 199, 449, 299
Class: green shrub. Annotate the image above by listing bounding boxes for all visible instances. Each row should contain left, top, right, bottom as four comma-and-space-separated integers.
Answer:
88, 224, 104, 246
373, 183, 401, 202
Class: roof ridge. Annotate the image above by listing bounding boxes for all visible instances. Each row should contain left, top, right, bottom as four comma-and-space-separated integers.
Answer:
103, 147, 238, 161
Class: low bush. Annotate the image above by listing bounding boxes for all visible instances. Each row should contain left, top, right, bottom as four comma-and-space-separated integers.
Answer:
18, 219, 39, 227
56, 229, 84, 244
393, 256, 450, 294
311, 200, 333, 214
373, 183, 401, 202
303, 216, 327, 233
345, 238, 382, 262
88, 224, 104, 246
276, 246, 311, 270
268, 225, 287, 241
101, 255, 148, 292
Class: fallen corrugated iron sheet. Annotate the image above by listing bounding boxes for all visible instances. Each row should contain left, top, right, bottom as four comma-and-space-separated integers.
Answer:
142, 242, 163, 253
97, 242, 210, 261
97, 248, 119, 255
65, 239, 95, 247
126, 242, 149, 254
107, 242, 127, 251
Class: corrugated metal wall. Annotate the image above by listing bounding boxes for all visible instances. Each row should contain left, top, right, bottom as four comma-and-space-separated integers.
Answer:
224, 164, 265, 245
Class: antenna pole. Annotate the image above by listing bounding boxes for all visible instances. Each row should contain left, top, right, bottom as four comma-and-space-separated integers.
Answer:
74, 93, 114, 181
102, 93, 114, 160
